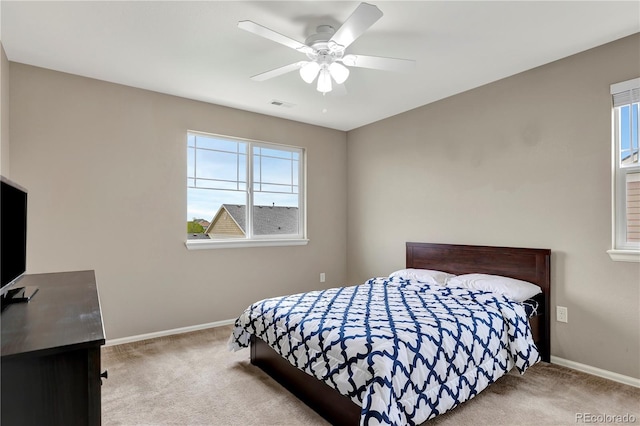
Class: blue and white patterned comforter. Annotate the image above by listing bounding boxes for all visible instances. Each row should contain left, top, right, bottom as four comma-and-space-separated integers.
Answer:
229, 277, 540, 425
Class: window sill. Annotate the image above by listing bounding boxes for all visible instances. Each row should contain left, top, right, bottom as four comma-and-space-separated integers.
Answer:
185, 238, 309, 250
607, 249, 640, 263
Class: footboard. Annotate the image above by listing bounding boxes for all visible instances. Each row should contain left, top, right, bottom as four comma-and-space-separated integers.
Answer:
250, 335, 360, 426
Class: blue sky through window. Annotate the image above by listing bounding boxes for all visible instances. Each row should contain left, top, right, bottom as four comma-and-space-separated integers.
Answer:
187, 133, 299, 223
620, 103, 639, 165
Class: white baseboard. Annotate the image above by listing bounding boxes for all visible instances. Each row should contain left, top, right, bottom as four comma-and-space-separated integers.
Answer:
550, 356, 640, 388
104, 318, 236, 347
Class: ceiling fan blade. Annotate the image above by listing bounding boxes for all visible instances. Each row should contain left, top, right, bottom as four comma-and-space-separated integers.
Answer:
250, 62, 304, 82
330, 3, 383, 49
342, 54, 415, 73
238, 21, 312, 54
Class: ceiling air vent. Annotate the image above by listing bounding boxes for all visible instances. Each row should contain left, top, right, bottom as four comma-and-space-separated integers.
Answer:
270, 100, 295, 108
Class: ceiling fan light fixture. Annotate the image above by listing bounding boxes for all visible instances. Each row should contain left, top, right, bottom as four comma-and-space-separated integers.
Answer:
328, 62, 350, 84
299, 61, 320, 84
317, 68, 332, 93
327, 40, 345, 54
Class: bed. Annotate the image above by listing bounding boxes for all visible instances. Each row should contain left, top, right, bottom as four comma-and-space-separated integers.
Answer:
230, 242, 551, 425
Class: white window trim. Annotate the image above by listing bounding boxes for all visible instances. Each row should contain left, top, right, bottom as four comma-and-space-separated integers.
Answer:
609, 78, 640, 262
185, 238, 309, 250
606, 249, 640, 262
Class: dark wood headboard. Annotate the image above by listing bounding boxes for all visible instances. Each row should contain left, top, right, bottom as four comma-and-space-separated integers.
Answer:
406, 242, 551, 362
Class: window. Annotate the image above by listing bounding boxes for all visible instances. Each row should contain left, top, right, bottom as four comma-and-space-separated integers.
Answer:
609, 78, 640, 262
186, 131, 306, 249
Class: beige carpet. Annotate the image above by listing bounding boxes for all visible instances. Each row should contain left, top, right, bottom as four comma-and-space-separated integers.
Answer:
102, 325, 639, 425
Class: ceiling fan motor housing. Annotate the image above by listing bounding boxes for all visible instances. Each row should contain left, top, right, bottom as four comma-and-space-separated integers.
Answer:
305, 25, 345, 63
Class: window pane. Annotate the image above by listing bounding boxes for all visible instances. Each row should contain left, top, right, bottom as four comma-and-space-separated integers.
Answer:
254, 192, 298, 207
259, 147, 294, 160
196, 178, 245, 191
292, 160, 299, 186
619, 104, 639, 167
253, 146, 300, 236
188, 134, 249, 240
620, 105, 630, 165
253, 146, 299, 193
187, 187, 246, 239
195, 150, 246, 188
632, 103, 638, 156
187, 147, 195, 179
253, 194, 299, 235
255, 183, 297, 193
261, 157, 294, 186
196, 150, 237, 180
253, 158, 261, 189
195, 135, 245, 154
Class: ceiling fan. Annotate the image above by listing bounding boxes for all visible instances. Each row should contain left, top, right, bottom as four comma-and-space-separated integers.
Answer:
238, 2, 415, 94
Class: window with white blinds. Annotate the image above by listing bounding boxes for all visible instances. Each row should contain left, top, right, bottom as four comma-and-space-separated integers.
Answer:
609, 78, 640, 261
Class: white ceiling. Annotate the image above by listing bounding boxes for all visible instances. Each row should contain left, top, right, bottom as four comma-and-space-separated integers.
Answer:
2, 1, 639, 131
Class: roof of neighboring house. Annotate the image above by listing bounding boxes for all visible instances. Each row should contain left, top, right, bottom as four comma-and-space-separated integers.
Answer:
622, 151, 638, 165
206, 204, 299, 235
187, 233, 210, 240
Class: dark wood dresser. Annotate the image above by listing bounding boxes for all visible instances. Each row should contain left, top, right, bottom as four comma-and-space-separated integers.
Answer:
1, 270, 105, 425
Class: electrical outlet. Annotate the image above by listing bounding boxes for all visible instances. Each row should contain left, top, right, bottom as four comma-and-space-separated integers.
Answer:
556, 306, 568, 323
320, 273, 326, 283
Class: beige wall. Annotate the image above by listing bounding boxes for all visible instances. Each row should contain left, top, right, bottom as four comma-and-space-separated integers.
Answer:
8, 33, 639, 379
1, 42, 9, 176
347, 34, 640, 379
9, 64, 347, 340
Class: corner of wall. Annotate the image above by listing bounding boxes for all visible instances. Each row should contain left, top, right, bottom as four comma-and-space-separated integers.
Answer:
0, 41, 9, 177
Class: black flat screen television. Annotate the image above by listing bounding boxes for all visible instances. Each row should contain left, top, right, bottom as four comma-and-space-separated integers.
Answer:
1, 176, 36, 304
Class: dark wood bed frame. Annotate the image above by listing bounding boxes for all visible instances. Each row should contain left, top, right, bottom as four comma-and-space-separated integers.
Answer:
250, 242, 551, 426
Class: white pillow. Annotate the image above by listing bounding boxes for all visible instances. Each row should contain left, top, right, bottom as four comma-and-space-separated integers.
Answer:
446, 273, 541, 302
388, 268, 455, 286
